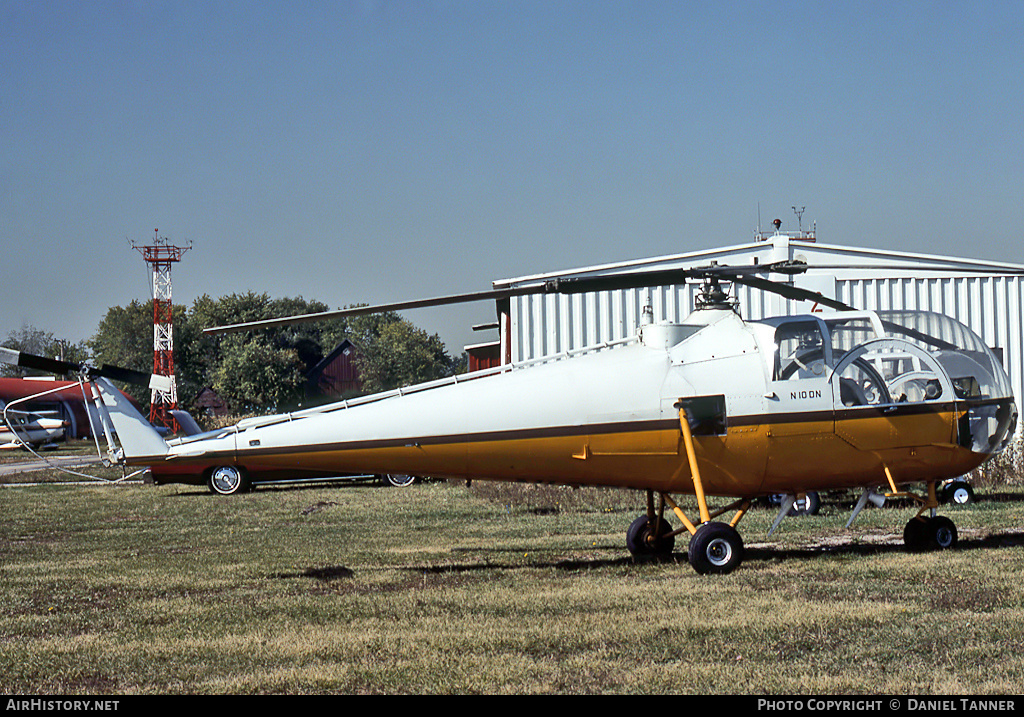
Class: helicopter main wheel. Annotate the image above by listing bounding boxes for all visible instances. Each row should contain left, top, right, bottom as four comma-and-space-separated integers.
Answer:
208, 465, 251, 496
626, 515, 675, 557
927, 516, 958, 549
688, 522, 744, 574
903, 516, 958, 551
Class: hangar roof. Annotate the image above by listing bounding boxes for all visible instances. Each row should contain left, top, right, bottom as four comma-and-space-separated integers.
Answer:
493, 231, 1024, 288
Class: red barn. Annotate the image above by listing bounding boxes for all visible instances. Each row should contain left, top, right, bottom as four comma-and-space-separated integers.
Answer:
306, 339, 362, 398
465, 340, 501, 372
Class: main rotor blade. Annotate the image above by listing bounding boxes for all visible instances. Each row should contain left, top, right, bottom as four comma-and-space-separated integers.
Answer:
728, 275, 856, 311
196, 255, 1024, 336
538, 260, 810, 296
199, 270, 704, 335
204, 260, 812, 336
202, 287, 530, 335
809, 263, 1024, 276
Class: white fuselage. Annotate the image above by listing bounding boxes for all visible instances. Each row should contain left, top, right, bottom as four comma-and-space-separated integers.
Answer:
127, 307, 1014, 497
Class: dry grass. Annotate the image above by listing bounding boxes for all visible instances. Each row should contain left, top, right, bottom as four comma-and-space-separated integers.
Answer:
2, 447, 1024, 694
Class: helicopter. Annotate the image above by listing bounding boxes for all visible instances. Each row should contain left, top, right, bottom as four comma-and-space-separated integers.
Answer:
1, 260, 1017, 574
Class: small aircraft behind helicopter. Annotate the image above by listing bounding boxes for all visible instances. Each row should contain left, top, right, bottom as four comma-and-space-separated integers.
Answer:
1, 260, 1017, 574
0, 402, 68, 449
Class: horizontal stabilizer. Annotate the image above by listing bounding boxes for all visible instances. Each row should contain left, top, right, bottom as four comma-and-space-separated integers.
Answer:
169, 410, 204, 436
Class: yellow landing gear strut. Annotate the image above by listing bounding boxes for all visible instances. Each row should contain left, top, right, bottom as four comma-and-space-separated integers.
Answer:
625, 408, 750, 574
882, 465, 959, 552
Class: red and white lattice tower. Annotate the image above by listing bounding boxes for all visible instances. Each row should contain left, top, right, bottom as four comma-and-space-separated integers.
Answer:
131, 230, 191, 431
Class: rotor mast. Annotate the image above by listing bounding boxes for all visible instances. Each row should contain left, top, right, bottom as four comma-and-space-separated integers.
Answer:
131, 230, 191, 431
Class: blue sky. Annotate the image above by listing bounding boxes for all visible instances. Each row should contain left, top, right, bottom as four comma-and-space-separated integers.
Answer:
3, 0, 1023, 354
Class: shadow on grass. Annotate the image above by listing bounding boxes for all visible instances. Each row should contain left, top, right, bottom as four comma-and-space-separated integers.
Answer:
742, 529, 1024, 565
274, 529, 1024, 583
160, 478, 393, 498
275, 565, 357, 581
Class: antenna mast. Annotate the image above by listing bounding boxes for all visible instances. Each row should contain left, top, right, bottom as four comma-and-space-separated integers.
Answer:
792, 206, 806, 233
131, 229, 191, 432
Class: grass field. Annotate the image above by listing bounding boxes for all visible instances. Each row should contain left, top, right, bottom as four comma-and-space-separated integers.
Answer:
2, 447, 1024, 694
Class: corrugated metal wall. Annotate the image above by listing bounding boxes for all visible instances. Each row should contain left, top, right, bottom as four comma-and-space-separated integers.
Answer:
508, 280, 774, 363
509, 285, 695, 361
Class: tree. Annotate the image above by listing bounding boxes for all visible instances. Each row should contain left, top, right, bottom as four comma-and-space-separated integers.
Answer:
88, 300, 193, 407
211, 340, 305, 413
188, 293, 334, 412
87, 293, 466, 418
323, 310, 464, 395
1, 325, 89, 378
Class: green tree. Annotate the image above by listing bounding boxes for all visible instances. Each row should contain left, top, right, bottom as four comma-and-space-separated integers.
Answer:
323, 310, 464, 395
88, 300, 193, 407
1, 324, 89, 378
211, 340, 305, 413
87, 293, 465, 417
188, 293, 334, 412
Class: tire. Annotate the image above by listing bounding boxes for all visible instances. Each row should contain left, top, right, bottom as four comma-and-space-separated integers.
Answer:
688, 522, 744, 574
626, 515, 675, 557
943, 482, 975, 505
904, 516, 958, 551
926, 516, 958, 550
788, 491, 821, 516
208, 465, 250, 495
380, 473, 416, 487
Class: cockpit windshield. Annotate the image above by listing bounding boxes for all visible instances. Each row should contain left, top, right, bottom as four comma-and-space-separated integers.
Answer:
757, 309, 1012, 401
877, 310, 1012, 401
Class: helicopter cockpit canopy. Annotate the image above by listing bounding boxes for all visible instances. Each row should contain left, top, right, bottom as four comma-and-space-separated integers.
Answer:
874, 310, 1013, 403
759, 309, 1016, 454
761, 310, 1011, 399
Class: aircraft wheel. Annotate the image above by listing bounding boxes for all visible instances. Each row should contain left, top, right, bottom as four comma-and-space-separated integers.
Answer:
688, 522, 744, 575
380, 473, 416, 487
904, 516, 958, 551
626, 515, 675, 557
942, 482, 975, 505
926, 516, 958, 550
208, 465, 250, 495
788, 491, 821, 516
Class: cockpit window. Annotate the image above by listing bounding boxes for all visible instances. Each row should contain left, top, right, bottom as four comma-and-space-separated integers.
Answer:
824, 316, 880, 360
773, 320, 829, 380
832, 339, 948, 407
877, 310, 1012, 400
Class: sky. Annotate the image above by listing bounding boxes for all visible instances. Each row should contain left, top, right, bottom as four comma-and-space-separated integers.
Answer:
3, 0, 1023, 356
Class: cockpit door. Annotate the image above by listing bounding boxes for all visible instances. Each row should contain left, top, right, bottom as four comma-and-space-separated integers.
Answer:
765, 317, 834, 436
831, 338, 958, 451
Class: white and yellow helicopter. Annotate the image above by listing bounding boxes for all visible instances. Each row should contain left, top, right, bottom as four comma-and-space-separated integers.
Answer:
2, 261, 1017, 574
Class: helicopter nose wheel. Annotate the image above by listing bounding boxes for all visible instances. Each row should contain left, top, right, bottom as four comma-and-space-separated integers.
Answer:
903, 515, 958, 552
688, 522, 744, 574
